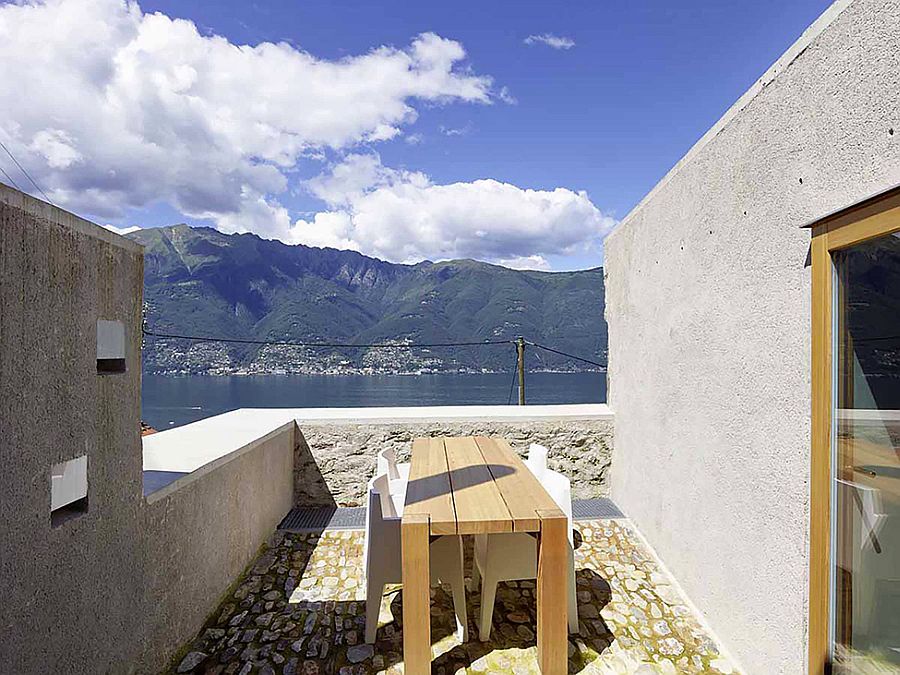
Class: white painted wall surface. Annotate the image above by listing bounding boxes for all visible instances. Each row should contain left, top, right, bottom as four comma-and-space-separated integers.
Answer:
604, 1, 900, 672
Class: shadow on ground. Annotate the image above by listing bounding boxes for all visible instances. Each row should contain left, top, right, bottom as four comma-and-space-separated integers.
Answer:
168, 521, 736, 674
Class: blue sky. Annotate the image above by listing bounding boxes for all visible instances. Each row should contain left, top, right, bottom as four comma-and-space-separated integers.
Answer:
1, 0, 830, 270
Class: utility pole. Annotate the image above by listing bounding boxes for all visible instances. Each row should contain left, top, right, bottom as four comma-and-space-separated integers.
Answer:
516, 336, 526, 405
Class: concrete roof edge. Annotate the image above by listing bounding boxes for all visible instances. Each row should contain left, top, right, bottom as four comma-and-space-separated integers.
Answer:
605, 0, 855, 246
0, 181, 144, 254
142, 404, 613, 474
294, 413, 613, 425
280, 403, 614, 424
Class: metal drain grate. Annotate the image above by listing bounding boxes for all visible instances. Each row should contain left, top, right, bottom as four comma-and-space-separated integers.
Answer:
279, 506, 366, 532
279, 498, 622, 532
572, 498, 624, 520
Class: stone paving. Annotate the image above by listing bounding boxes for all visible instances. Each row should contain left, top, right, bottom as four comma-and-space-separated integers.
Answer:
168, 520, 738, 674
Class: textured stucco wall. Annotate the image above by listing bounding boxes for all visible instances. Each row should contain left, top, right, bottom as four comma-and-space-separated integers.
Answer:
604, 1, 900, 673
294, 417, 613, 506
0, 185, 297, 674
0, 185, 146, 672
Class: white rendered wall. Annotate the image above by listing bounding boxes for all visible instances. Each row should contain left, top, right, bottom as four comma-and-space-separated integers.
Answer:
604, 1, 900, 672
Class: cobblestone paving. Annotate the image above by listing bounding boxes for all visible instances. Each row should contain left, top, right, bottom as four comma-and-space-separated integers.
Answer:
169, 520, 738, 674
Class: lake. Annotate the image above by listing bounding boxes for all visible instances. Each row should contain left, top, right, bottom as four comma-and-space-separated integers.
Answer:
141, 371, 607, 430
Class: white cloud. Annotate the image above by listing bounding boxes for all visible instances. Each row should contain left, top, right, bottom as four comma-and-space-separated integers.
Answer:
0, 0, 495, 223
497, 255, 551, 271
404, 133, 424, 145
285, 154, 614, 268
524, 34, 576, 50
212, 188, 293, 241
498, 86, 518, 105
304, 153, 429, 207
439, 124, 471, 137
30, 130, 83, 169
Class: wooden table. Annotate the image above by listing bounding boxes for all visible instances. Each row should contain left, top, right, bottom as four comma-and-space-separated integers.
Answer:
401, 436, 568, 674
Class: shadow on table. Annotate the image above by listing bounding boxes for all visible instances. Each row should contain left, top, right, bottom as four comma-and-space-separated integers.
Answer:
404, 464, 516, 505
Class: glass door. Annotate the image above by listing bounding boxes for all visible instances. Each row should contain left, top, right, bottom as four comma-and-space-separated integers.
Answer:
832, 231, 900, 672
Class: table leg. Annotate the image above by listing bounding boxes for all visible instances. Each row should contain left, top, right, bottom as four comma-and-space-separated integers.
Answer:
402, 514, 431, 675
537, 508, 568, 675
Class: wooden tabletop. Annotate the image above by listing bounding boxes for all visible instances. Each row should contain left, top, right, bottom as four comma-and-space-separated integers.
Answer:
401, 436, 569, 674
402, 435, 561, 535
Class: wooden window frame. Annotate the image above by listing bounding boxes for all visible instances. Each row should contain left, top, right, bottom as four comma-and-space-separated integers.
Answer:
808, 187, 900, 674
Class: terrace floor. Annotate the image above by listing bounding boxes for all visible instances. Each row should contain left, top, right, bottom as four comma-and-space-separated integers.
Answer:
168, 519, 738, 674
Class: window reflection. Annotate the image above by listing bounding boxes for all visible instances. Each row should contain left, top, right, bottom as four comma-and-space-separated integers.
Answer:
833, 232, 900, 672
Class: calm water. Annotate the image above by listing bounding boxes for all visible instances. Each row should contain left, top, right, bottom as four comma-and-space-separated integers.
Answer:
141, 372, 606, 430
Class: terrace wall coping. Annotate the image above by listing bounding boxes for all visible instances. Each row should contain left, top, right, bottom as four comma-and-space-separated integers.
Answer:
143, 403, 612, 474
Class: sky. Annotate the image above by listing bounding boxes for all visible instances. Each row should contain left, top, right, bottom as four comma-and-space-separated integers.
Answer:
0, 0, 830, 270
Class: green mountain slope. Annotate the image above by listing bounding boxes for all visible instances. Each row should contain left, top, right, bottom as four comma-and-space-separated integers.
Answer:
128, 225, 607, 375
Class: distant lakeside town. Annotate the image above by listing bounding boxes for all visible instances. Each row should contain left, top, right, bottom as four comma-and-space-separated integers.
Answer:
143, 333, 606, 377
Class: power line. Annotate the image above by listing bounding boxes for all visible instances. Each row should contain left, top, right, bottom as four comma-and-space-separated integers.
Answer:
0, 138, 54, 205
526, 341, 605, 368
143, 325, 607, 385
143, 327, 607, 368
531, 342, 547, 370
142, 327, 513, 350
0, 163, 21, 191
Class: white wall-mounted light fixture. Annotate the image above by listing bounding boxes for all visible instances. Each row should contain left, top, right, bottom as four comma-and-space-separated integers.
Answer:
97, 319, 126, 374
50, 455, 88, 527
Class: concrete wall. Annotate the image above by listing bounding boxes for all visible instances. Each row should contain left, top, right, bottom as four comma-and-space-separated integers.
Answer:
0, 184, 146, 673
604, 1, 900, 673
294, 416, 613, 506
0, 185, 297, 674
140, 422, 296, 671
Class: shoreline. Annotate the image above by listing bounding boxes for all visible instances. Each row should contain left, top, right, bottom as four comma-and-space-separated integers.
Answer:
142, 369, 607, 378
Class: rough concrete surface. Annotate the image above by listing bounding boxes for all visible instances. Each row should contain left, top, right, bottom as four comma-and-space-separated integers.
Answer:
0, 185, 297, 674
0, 184, 146, 673
604, 1, 900, 672
140, 422, 297, 672
294, 418, 614, 506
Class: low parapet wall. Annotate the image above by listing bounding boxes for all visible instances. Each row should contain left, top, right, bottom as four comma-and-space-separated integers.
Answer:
292, 408, 614, 506
139, 421, 296, 672
143, 404, 614, 509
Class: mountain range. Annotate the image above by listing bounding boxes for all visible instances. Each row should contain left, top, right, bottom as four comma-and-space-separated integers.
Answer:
128, 224, 607, 375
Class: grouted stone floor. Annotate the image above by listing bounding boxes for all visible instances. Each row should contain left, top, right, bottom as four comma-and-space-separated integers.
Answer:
168, 520, 738, 674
